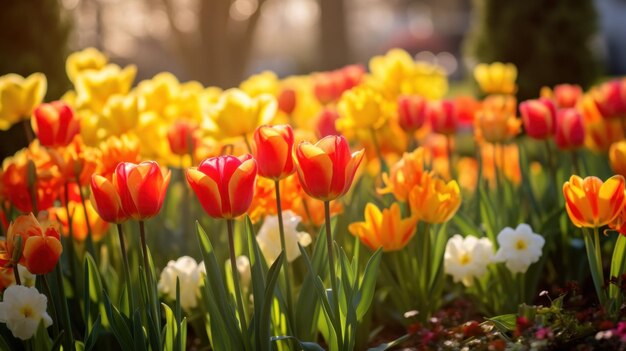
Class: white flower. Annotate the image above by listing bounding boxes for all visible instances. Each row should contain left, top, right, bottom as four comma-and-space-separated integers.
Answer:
493, 223, 545, 274
18, 265, 36, 288
158, 256, 202, 311
0, 285, 52, 340
444, 234, 494, 286
224, 256, 252, 292
256, 211, 312, 264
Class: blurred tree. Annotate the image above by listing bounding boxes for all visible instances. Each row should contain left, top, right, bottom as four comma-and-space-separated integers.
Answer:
319, 0, 350, 70
464, 0, 600, 100
0, 0, 71, 161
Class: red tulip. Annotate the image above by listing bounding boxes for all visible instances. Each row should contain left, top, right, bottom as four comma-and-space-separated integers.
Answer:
427, 100, 457, 135
91, 175, 129, 223
592, 80, 626, 118
186, 155, 257, 219
553, 84, 582, 109
32, 101, 79, 148
277, 88, 296, 115
253, 125, 296, 180
23, 226, 63, 275
397, 95, 427, 132
555, 108, 585, 150
114, 161, 171, 220
519, 98, 557, 139
316, 108, 340, 137
294, 135, 364, 201
167, 120, 198, 156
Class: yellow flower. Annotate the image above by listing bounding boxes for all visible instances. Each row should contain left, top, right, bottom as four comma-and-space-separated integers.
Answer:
0, 73, 47, 130
100, 94, 139, 136
408, 173, 461, 224
474, 94, 521, 144
137, 72, 179, 115
65, 47, 108, 83
349, 203, 418, 251
369, 49, 416, 97
337, 85, 388, 131
610, 141, 626, 177
240, 71, 279, 97
563, 175, 626, 228
163, 81, 204, 122
205, 88, 276, 139
379, 148, 427, 202
473, 62, 517, 95
75, 64, 137, 113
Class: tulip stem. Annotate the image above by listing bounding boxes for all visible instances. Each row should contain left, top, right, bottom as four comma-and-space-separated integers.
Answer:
77, 179, 96, 260
274, 180, 294, 331
324, 200, 343, 347
139, 220, 161, 332
571, 151, 581, 175
227, 219, 249, 337
242, 134, 253, 154
63, 183, 78, 281
544, 140, 558, 194
22, 119, 33, 143
54, 262, 75, 351
42, 274, 60, 338
117, 223, 135, 314
583, 227, 607, 306
447, 135, 455, 180
12, 265, 21, 285
370, 128, 387, 175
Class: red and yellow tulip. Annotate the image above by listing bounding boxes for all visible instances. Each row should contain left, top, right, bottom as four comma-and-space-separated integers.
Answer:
253, 125, 296, 180
349, 203, 418, 251
91, 175, 129, 223
114, 161, 171, 220
32, 101, 80, 148
563, 175, 626, 228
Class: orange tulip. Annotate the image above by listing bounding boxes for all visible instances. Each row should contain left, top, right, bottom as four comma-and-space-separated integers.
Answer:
473, 94, 520, 144
519, 98, 556, 139
32, 101, 80, 148
114, 161, 171, 220
49, 136, 100, 185
293, 135, 364, 201
98, 134, 141, 180
186, 155, 257, 219
379, 148, 427, 202
253, 125, 296, 180
91, 175, 128, 223
277, 88, 296, 115
610, 141, 626, 177
167, 120, 199, 156
591, 80, 626, 119
408, 172, 461, 224
563, 175, 626, 228
52, 199, 110, 241
349, 203, 418, 251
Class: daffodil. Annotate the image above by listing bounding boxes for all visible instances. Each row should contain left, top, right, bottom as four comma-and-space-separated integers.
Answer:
493, 224, 545, 274
0, 285, 52, 340
444, 234, 494, 286
256, 211, 312, 263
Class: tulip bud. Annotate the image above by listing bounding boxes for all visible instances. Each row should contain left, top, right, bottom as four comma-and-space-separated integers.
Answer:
519, 98, 557, 139
114, 161, 171, 220
397, 95, 427, 132
277, 88, 296, 115
167, 120, 198, 156
23, 226, 62, 275
427, 100, 457, 135
32, 101, 80, 148
555, 108, 585, 150
253, 125, 296, 180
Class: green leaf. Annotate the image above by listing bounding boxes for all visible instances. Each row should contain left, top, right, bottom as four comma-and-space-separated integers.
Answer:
84, 253, 109, 329
452, 212, 482, 237
271, 336, 325, 351
104, 291, 134, 350
133, 309, 147, 351
356, 249, 382, 320
610, 234, 626, 300
479, 187, 497, 242
259, 252, 285, 351
367, 333, 410, 351
83, 316, 101, 351
486, 314, 517, 334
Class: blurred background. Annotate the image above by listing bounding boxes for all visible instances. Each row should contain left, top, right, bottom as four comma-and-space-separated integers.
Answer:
1, 0, 626, 158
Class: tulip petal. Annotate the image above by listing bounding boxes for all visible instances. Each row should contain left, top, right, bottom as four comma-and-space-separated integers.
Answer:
295, 144, 333, 200
186, 168, 222, 218
228, 159, 257, 218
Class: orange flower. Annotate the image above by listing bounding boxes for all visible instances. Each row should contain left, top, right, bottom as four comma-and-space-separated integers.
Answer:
1, 213, 62, 275
49, 136, 100, 185
186, 155, 257, 219
480, 143, 522, 187
253, 125, 296, 180
554, 108, 585, 150
294, 135, 364, 201
379, 148, 426, 202
32, 101, 80, 148
474, 95, 520, 144
563, 175, 626, 228
580, 95, 625, 152
114, 161, 171, 220
349, 203, 418, 251
98, 134, 141, 180
408, 172, 461, 224
52, 199, 110, 241
591, 79, 626, 119
553, 84, 583, 109
91, 175, 128, 223
277, 88, 296, 115
456, 157, 479, 193
248, 174, 302, 223
610, 141, 626, 178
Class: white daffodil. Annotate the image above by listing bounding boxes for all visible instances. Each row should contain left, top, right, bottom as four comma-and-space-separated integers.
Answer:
0, 285, 52, 340
444, 234, 494, 286
256, 210, 312, 264
158, 256, 202, 311
18, 265, 36, 288
494, 223, 545, 274
224, 256, 252, 292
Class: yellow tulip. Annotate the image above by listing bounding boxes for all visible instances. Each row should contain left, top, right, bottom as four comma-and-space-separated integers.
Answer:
164, 81, 204, 122
0, 73, 47, 130
240, 71, 279, 97
75, 64, 137, 113
408, 173, 461, 224
349, 203, 418, 251
100, 94, 139, 136
337, 85, 387, 131
205, 88, 276, 139
563, 175, 626, 228
137, 72, 180, 115
473, 62, 517, 95
65, 47, 108, 83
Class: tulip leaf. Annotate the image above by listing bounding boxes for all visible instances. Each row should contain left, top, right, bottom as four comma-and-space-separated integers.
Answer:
83, 316, 101, 351
356, 248, 382, 320
83, 253, 108, 330
271, 335, 325, 351
452, 212, 482, 237
104, 291, 134, 350
199, 277, 231, 351
259, 251, 285, 351
133, 309, 147, 351
479, 187, 497, 242
429, 223, 448, 289
486, 313, 517, 335
610, 234, 626, 301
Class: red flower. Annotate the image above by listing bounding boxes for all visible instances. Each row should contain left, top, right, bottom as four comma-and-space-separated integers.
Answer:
91, 175, 129, 223
555, 108, 585, 150
277, 88, 296, 115
114, 161, 171, 220
397, 95, 427, 132
427, 100, 457, 135
167, 120, 199, 156
520, 98, 557, 139
253, 125, 296, 180
186, 155, 257, 219
32, 101, 80, 148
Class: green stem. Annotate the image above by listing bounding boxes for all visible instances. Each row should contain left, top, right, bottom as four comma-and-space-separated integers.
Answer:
139, 221, 161, 333
77, 179, 96, 259
54, 263, 74, 350
421, 223, 431, 292
117, 223, 135, 314
275, 180, 294, 332
22, 119, 33, 143
544, 140, 558, 194
324, 200, 343, 347
63, 183, 77, 281
12, 265, 21, 285
227, 219, 249, 339
42, 274, 60, 338
583, 227, 606, 306
571, 150, 581, 175
518, 273, 526, 304
370, 128, 387, 175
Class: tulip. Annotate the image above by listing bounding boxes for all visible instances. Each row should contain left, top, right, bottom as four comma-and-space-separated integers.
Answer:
293, 135, 364, 201
474, 95, 520, 144
91, 175, 128, 223
316, 107, 340, 137
65, 47, 108, 83
0, 73, 47, 131
53, 199, 110, 241
408, 172, 462, 224
519, 98, 557, 139
473, 62, 517, 95
397, 95, 427, 132
592, 80, 626, 118
379, 148, 427, 202
113, 161, 171, 220
252, 125, 296, 180
49, 136, 100, 186
100, 94, 139, 136
427, 100, 457, 135
206, 88, 276, 139
610, 141, 626, 178
277, 88, 296, 115
553, 84, 582, 109
186, 155, 257, 219
75, 64, 137, 113
348, 203, 418, 251
167, 120, 199, 156
337, 85, 387, 131
555, 108, 585, 150
98, 134, 141, 180
32, 101, 80, 148
563, 175, 626, 228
